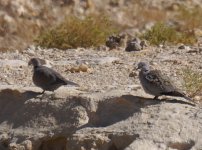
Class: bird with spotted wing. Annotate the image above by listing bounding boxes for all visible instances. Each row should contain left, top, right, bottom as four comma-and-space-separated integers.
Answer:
137, 62, 192, 101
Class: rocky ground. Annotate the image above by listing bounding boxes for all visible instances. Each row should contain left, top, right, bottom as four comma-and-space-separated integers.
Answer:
0, 0, 202, 150
0, 45, 202, 94
0, 45, 201, 150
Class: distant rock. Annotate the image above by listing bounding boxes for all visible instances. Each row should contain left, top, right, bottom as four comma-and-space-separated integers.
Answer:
178, 44, 190, 50
125, 38, 142, 52
106, 34, 127, 50
0, 60, 27, 67
93, 56, 120, 65
54, 57, 120, 66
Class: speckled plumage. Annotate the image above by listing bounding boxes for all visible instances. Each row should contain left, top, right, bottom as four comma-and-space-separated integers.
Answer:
29, 58, 79, 93
137, 62, 192, 100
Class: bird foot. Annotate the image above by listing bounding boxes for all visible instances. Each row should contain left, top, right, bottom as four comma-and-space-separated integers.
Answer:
41, 90, 45, 94
153, 96, 159, 100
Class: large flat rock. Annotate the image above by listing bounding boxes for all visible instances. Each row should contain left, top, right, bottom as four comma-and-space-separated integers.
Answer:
0, 86, 201, 150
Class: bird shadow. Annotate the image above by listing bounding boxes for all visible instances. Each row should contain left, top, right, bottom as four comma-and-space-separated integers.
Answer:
0, 89, 196, 131
21, 90, 43, 99
0, 89, 43, 127
0, 88, 42, 101
78, 94, 196, 129
158, 98, 196, 107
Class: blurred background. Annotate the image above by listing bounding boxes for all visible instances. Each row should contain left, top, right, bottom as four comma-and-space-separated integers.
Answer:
0, 0, 202, 51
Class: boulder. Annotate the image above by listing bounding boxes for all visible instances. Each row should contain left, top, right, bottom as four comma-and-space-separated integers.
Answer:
0, 86, 201, 150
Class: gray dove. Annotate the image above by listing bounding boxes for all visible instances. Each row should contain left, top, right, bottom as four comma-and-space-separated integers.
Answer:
28, 58, 79, 94
137, 62, 192, 101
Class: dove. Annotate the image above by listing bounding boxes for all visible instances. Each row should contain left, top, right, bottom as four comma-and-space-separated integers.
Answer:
28, 58, 79, 94
137, 62, 192, 101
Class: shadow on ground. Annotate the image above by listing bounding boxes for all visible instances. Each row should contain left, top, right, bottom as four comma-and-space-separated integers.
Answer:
0, 89, 42, 128
87, 94, 195, 127
0, 88, 195, 129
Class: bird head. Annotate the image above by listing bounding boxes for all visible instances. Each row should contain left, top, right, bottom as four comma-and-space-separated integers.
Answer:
137, 62, 150, 71
28, 58, 41, 67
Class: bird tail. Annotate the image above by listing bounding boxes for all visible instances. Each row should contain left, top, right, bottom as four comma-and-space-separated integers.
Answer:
161, 91, 193, 101
64, 80, 80, 87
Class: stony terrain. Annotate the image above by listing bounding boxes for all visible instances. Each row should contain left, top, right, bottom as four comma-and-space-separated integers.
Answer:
0, 45, 202, 92
0, 0, 202, 150
0, 45, 201, 150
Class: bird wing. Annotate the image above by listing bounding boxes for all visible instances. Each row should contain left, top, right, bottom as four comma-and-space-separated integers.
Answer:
145, 69, 176, 92
34, 66, 57, 86
39, 66, 67, 85
45, 66, 79, 86
144, 69, 192, 101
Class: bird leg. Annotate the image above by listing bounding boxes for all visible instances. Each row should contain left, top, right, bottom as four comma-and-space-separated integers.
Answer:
41, 90, 45, 94
153, 96, 159, 100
